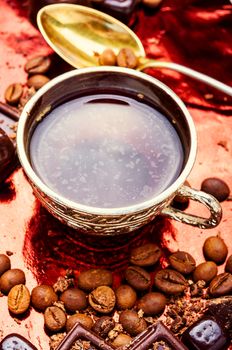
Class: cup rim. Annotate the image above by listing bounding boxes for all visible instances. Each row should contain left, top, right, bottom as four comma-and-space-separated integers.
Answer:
17, 66, 197, 215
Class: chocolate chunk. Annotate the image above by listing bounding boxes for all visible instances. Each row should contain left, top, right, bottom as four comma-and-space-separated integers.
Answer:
0, 333, 37, 350
56, 321, 187, 350
182, 317, 230, 350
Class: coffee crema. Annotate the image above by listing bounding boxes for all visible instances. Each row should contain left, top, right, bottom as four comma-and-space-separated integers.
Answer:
29, 94, 184, 208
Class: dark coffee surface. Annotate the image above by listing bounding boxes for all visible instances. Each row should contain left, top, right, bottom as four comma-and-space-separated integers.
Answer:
30, 94, 183, 208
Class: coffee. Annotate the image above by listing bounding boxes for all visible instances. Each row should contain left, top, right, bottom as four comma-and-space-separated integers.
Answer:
30, 94, 184, 209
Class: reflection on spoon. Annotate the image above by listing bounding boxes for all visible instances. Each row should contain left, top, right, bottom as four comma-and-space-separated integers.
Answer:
37, 4, 232, 96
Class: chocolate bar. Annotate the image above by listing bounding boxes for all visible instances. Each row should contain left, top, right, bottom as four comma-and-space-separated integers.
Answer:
0, 333, 37, 350
56, 321, 188, 350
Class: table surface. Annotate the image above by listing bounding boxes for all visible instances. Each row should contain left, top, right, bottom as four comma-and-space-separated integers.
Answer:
0, 0, 232, 349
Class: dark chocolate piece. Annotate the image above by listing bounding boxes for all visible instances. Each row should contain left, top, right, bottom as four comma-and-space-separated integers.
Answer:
56, 321, 187, 350
0, 128, 17, 184
0, 102, 19, 121
182, 316, 230, 350
0, 333, 37, 350
56, 323, 113, 350
129, 322, 188, 350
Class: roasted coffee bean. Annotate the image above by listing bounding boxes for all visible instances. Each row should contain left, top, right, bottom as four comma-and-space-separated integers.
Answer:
44, 306, 66, 332
8, 284, 30, 315
117, 48, 138, 69
0, 128, 16, 184
193, 261, 218, 284
171, 181, 190, 211
137, 292, 167, 316
0, 269, 26, 295
130, 243, 161, 267
119, 310, 147, 336
209, 273, 232, 297
125, 266, 151, 291
78, 269, 113, 291
169, 251, 196, 275
203, 236, 228, 265
4, 83, 23, 105
27, 74, 50, 90
99, 49, 117, 66
201, 177, 230, 202
142, 0, 163, 9
89, 286, 115, 314
66, 313, 94, 332
153, 269, 187, 294
24, 55, 51, 74
31, 285, 58, 311
115, 285, 137, 310
225, 255, 232, 274
0, 254, 11, 276
92, 316, 115, 338
60, 288, 87, 313
111, 334, 132, 348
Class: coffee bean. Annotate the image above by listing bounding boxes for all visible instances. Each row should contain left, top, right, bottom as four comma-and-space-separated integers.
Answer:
89, 286, 115, 314
225, 255, 232, 274
27, 74, 50, 90
8, 284, 30, 315
154, 269, 187, 294
130, 243, 161, 267
44, 306, 67, 332
201, 177, 230, 202
111, 334, 132, 348
193, 262, 218, 283
169, 251, 196, 275
78, 269, 113, 292
137, 292, 167, 316
142, 0, 163, 9
203, 236, 228, 265
60, 288, 87, 313
117, 48, 138, 69
0, 254, 11, 276
115, 285, 137, 310
119, 310, 147, 336
24, 55, 51, 74
66, 313, 94, 332
125, 266, 151, 291
92, 316, 115, 338
4, 83, 23, 105
0, 128, 16, 184
171, 181, 190, 211
0, 269, 26, 295
99, 49, 117, 66
31, 285, 58, 311
209, 273, 232, 297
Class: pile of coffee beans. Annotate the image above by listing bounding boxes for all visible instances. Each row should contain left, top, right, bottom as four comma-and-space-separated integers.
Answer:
4, 55, 51, 111
98, 48, 138, 69
0, 235, 231, 349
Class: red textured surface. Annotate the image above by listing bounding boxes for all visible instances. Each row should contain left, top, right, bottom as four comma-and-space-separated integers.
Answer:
0, 0, 232, 349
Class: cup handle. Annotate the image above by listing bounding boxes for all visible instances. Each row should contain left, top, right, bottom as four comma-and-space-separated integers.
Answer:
161, 185, 222, 229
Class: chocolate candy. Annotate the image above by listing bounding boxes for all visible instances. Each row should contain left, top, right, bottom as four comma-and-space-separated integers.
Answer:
0, 127, 16, 184
0, 333, 37, 350
182, 317, 230, 350
56, 321, 187, 350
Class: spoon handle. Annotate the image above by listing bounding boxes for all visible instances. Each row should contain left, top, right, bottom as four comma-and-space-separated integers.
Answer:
138, 60, 232, 97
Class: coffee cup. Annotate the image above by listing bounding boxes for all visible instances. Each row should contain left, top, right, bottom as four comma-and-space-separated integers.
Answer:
17, 67, 222, 235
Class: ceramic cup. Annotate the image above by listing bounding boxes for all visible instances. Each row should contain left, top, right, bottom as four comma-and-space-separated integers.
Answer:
17, 67, 222, 235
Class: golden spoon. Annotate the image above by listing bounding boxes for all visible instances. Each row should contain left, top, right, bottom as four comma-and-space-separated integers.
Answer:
37, 3, 232, 96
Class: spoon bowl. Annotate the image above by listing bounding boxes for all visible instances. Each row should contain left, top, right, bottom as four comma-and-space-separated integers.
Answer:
37, 3, 232, 96
38, 4, 145, 69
